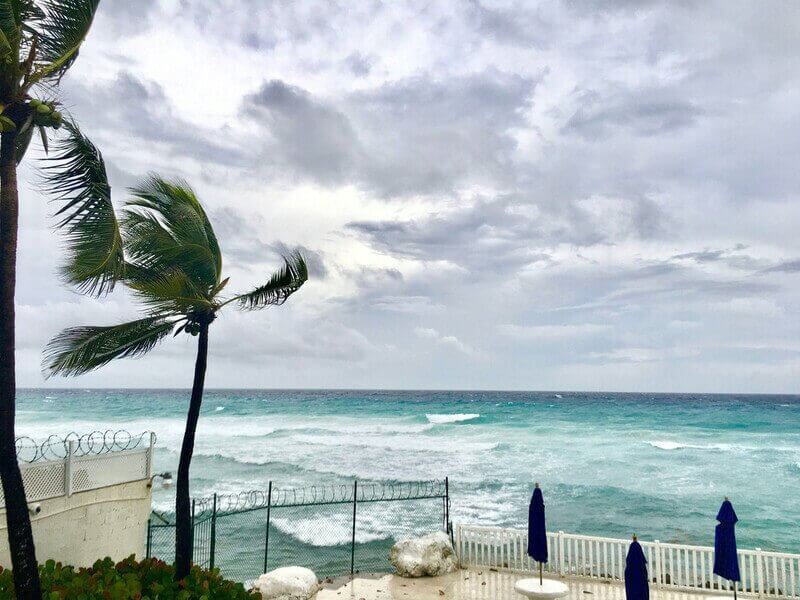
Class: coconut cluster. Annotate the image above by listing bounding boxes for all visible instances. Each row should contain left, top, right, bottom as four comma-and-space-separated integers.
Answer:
29, 98, 63, 129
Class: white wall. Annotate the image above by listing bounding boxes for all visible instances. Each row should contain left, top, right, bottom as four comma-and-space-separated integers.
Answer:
0, 480, 152, 568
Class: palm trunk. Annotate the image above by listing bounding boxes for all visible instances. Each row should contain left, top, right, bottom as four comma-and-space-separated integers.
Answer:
174, 321, 210, 580
0, 130, 42, 599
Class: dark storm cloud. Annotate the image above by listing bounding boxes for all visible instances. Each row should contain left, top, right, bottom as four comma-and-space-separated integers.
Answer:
243, 80, 361, 183
15, 0, 800, 391
243, 70, 538, 197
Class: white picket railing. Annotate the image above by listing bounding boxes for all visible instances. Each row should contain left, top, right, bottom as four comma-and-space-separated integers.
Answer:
454, 524, 800, 598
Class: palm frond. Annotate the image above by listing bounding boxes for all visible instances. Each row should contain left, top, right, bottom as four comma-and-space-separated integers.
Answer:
230, 252, 308, 310
0, 1, 22, 49
124, 175, 222, 290
40, 120, 124, 296
28, 0, 99, 84
43, 315, 176, 378
124, 262, 215, 315
0, 0, 44, 50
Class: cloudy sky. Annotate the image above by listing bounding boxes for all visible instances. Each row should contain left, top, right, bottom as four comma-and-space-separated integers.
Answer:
15, 0, 800, 392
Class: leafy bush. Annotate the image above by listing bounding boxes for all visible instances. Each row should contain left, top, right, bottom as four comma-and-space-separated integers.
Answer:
0, 556, 259, 599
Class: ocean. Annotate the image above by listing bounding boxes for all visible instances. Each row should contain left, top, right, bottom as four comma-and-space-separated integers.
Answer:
15, 389, 800, 556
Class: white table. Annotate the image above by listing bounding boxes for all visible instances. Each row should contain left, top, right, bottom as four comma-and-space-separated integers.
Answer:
514, 578, 569, 600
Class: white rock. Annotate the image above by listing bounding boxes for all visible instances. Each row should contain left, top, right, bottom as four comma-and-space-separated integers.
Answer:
252, 566, 320, 600
389, 531, 458, 577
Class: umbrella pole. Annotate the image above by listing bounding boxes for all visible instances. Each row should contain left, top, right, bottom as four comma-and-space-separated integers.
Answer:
539, 562, 543, 586
734, 586, 737, 600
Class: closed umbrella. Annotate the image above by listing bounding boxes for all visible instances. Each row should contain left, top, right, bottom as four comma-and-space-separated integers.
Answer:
527, 482, 548, 585
713, 498, 741, 600
625, 535, 649, 600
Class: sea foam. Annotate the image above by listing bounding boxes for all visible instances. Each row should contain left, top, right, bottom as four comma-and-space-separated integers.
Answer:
425, 413, 480, 424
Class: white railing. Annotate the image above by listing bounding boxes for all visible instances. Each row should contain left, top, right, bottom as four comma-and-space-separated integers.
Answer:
454, 524, 800, 598
0, 432, 155, 508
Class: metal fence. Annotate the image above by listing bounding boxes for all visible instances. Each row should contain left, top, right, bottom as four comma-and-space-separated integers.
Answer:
456, 524, 800, 599
4, 430, 155, 508
147, 479, 451, 583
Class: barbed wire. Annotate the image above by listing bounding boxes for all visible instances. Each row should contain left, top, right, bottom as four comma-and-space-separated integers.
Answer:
191, 479, 448, 516
14, 430, 155, 463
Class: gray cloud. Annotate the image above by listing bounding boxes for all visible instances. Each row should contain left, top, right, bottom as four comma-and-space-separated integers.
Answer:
243, 80, 361, 183
762, 259, 800, 274
62, 71, 242, 166
212, 207, 327, 279
12, 0, 800, 392
243, 70, 537, 197
564, 86, 704, 139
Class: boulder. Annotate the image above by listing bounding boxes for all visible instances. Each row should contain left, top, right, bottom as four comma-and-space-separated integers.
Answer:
389, 531, 458, 577
252, 566, 320, 600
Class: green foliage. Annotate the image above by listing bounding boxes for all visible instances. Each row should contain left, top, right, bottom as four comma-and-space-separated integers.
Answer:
0, 556, 260, 600
233, 251, 308, 310
43, 175, 309, 378
40, 121, 125, 296
42, 316, 176, 377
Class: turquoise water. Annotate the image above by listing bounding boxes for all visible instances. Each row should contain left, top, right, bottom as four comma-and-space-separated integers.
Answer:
16, 389, 800, 554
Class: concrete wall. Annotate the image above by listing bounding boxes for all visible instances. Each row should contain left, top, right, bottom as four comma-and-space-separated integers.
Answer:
0, 480, 152, 568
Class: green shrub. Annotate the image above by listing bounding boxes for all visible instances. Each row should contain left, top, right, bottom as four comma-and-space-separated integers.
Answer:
0, 556, 260, 599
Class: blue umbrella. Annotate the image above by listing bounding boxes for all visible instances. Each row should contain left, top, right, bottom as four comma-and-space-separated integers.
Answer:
527, 482, 548, 584
625, 535, 649, 600
714, 498, 741, 599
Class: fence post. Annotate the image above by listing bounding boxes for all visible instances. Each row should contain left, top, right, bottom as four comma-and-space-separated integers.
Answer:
146, 518, 152, 558
191, 499, 196, 563
65, 440, 76, 497
146, 432, 155, 480
209, 493, 217, 570
756, 548, 764, 598
445, 477, 450, 534
351, 480, 358, 576
654, 540, 662, 589
455, 523, 462, 567
558, 531, 565, 576
263, 481, 273, 574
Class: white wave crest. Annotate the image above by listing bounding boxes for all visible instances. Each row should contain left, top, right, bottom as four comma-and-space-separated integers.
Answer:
425, 413, 480, 424
646, 440, 726, 451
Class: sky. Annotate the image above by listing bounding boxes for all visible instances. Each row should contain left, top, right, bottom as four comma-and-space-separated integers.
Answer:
13, 0, 800, 393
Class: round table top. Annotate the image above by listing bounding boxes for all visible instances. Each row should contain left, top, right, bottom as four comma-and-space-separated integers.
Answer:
513, 578, 570, 599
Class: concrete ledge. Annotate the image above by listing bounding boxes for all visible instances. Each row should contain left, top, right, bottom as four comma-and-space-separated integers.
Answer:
0, 480, 151, 568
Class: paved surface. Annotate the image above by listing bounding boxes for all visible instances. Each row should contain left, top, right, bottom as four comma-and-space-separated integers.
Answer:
317, 569, 736, 600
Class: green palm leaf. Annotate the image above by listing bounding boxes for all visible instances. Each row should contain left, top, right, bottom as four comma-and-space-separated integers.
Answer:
28, 0, 99, 84
125, 262, 215, 315
230, 252, 308, 310
40, 120, 125, 296
43, 315, 176, 377
125, 175, 222, 290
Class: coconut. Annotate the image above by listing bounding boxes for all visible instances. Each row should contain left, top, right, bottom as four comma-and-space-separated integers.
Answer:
36, 103, 51, 114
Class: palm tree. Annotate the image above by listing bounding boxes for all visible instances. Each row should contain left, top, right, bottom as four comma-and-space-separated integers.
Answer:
0, 2, 116, 596
43, 175, 308, 580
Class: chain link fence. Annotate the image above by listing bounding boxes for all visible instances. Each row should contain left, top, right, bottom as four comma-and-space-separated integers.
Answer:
146, 479, 451, 583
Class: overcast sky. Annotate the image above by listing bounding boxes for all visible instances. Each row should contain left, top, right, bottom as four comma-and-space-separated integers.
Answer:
14, 0, 800, 393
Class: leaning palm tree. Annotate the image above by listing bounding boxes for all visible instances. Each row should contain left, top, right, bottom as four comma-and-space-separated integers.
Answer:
43, 175, 308, 580
1, 2, 117, 596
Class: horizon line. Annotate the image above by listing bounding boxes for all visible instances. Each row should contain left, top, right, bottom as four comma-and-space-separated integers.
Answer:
17, 386, 800, 397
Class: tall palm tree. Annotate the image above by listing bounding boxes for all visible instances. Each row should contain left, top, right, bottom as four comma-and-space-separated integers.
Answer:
43, 175, 308, 580
0, 1, 116, 596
